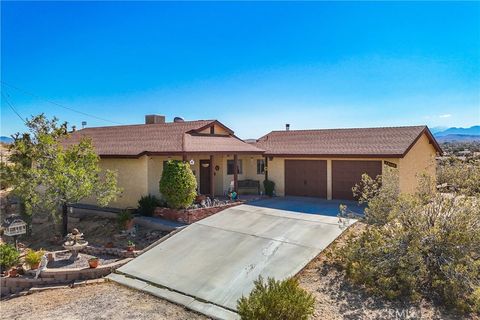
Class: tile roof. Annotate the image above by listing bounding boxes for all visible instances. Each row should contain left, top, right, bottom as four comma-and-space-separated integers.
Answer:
256, 126, 441, 157
62, 120, 263, 157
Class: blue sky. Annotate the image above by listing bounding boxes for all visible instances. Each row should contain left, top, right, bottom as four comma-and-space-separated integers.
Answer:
1, 1, 479, 138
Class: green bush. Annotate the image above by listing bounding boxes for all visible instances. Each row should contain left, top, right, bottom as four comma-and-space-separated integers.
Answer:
0, 244, 19, 271
437, 157, 480, 196
159, 160, 197, 209
351, 166, 399, 225
137, 194, 161, 216
237, 276, 315, 320
337, 194, 480, 313
263, 180, 275, 197
25, 249, 45, 267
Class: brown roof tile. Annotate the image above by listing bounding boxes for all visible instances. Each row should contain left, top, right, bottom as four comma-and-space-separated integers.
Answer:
62, 120, 263, 157
256, 126, 441, 157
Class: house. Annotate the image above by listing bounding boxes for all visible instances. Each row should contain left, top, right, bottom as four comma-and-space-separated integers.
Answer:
64, 115, 442, 207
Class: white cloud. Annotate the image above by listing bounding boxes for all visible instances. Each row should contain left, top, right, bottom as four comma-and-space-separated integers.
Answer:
439, 114, 452, 118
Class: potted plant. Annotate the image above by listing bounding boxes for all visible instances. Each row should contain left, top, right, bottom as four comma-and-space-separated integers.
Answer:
118, 210, 134, 230
25, 249, 45, 270
126, 240, 135, 252
8, 267, 17, 278
88, 256, 99, 268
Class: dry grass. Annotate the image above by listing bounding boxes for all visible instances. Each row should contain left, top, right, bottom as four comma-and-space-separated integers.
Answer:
0, 282, 208, 320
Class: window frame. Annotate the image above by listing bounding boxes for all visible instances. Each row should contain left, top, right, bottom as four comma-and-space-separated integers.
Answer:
256, 159, 265, 175
227, 159, 243, 175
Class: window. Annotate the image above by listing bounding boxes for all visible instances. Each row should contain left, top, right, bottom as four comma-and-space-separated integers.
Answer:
227, 159, 242, 175
257, 159, 265, 174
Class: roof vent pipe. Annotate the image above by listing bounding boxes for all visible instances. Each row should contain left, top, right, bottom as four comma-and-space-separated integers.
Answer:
286, 123, 290, 131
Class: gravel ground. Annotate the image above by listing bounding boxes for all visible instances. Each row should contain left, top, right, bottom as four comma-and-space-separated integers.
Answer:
297, 223, 478, 320
0, 282, 208, 320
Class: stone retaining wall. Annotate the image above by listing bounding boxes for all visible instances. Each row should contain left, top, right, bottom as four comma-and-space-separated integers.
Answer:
0, 245, 143, 297
153, 202, 242, 224
81, 245, 142, 258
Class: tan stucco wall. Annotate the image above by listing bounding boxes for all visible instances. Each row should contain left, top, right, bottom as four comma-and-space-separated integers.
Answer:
398, 133, 437, 193
221, 155, 265, 195
92, 157, 149, 208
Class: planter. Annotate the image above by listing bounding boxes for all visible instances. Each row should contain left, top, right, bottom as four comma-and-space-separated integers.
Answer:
125, 219, 134, 230
88, 258, 99, 269
8, 268, 17, 278
29, 262, 40, 270
126, 245, 135, 252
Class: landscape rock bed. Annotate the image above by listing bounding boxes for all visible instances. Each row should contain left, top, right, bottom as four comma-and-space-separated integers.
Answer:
47, 251, 119, 269
0, 245, 141, 298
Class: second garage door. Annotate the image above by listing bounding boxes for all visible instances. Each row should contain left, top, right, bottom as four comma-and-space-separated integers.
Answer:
332, 160, 382, 200
285, 160, 327, 198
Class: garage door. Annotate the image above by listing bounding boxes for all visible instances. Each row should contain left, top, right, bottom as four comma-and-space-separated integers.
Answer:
285, 160, 327, 198
332, 160, 382, 200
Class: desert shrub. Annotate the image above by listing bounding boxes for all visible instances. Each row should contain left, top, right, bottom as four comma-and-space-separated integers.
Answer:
351, 166, 399, 225
237, 276, 315, 320
25, 249, 45, 267
137, 194, 161, 216
0, 244, 19, 271
159, 160, 197, 209
263, 180, 275, 197
336, 195, 480, 313
437, 157, 480, 196
117, 209, 133, 229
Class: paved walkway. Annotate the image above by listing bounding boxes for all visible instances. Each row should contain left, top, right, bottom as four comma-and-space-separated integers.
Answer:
110, 203, 355, 319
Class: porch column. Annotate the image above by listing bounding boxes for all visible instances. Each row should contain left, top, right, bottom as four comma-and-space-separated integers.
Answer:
210, 155, 215, 196
233, 154, 238, 192
264, 156, 269, 181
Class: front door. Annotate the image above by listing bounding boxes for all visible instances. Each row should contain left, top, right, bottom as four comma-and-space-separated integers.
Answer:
199, 160, 211, 195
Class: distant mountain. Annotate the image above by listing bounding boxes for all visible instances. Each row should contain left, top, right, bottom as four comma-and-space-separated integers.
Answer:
429, 126, 448, 134
0, 136, 13, 144
436, 134, 480, 143
433, 126, 480, 137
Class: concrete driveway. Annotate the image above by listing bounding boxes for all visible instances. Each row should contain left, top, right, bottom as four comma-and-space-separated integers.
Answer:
249, 196, 365, 216
109, 203, 355, 319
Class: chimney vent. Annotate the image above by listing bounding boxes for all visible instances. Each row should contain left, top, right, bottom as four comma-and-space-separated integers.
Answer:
145, 115, 165, 124
286, 123, 290, 131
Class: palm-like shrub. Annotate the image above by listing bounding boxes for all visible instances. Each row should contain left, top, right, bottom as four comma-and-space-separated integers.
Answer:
159, 160, 197, 209
237, 276, 315, 320
137, 194, 161, 216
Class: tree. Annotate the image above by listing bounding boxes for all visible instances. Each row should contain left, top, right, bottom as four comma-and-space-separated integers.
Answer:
5, 114, 122, 236
159, 160, 196, 209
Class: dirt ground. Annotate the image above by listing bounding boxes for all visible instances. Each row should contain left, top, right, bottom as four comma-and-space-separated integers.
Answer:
297, 223, 478, 320
0, 282, 208, 320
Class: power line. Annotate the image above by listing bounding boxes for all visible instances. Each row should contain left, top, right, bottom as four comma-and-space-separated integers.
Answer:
0, 81, 123, 125
1, 91, 26, 124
